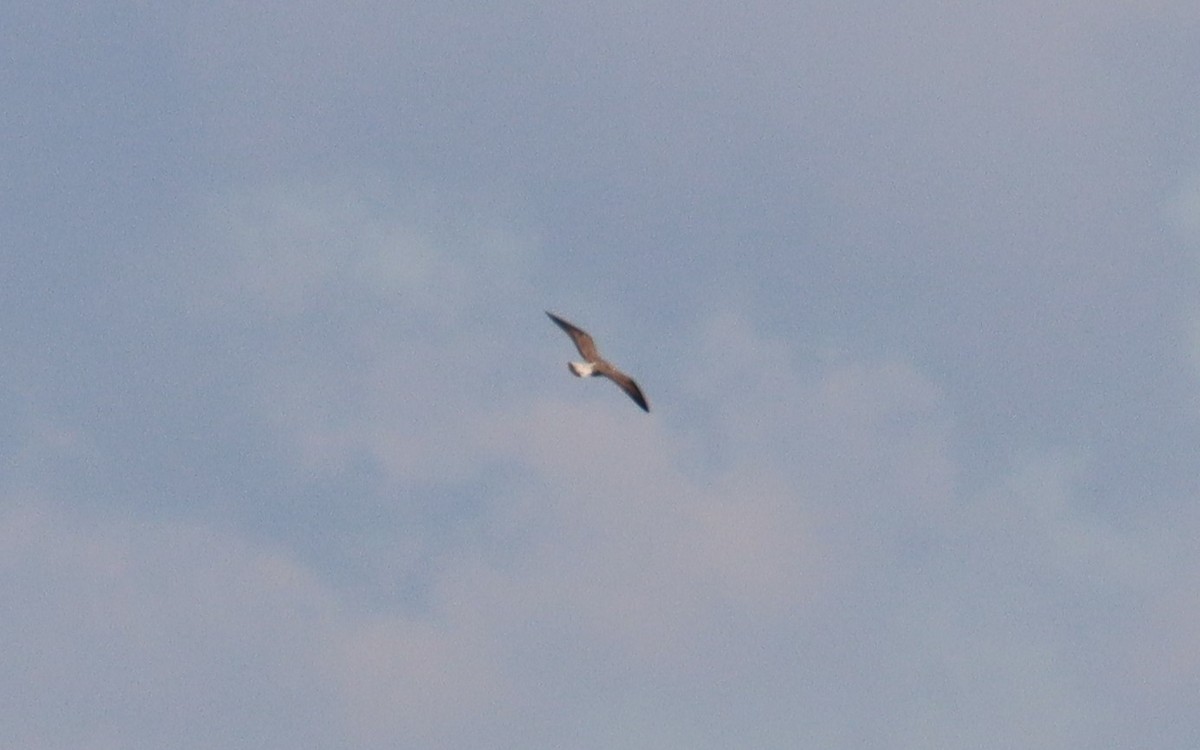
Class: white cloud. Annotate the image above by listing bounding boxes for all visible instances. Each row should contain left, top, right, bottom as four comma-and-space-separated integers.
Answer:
7, 286, 1200, 746
0, 495, 342, 749
178, 178, 540, 486
10, 0, 1200, 744
190, 179, 534, 321
0, 489, 526, 749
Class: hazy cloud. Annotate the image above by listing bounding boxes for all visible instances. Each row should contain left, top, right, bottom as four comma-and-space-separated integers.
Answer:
4, 0, 1199, 747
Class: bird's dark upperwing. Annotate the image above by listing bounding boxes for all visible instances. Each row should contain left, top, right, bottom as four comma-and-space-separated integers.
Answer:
602, 367, 650, 412
546, 311, 600, 361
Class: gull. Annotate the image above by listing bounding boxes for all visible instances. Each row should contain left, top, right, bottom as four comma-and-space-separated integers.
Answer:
546, 311, 650, 412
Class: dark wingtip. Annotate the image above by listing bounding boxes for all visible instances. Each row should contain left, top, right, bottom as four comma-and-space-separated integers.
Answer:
545, 310, 574, 333
630, 387, 651, 413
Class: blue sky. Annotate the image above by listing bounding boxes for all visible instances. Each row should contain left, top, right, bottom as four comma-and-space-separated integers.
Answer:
4, 1, 1200, 747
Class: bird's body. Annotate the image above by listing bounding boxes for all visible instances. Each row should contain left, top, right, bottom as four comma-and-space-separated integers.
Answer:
546, 311, 650, 412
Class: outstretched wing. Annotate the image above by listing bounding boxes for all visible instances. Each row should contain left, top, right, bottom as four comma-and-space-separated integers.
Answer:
600, 365, 650, 412
546, 311, 600, 361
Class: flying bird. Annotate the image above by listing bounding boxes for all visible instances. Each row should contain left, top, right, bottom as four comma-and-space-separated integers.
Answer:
546, 311, 650, 412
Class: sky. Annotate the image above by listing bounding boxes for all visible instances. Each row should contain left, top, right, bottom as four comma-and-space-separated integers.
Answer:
3, 1, 1200, 747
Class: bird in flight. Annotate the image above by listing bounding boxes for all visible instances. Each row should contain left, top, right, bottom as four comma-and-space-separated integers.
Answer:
546, 311, 650, 412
